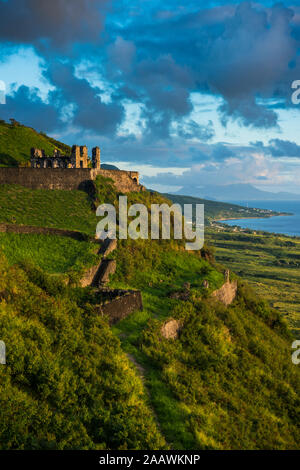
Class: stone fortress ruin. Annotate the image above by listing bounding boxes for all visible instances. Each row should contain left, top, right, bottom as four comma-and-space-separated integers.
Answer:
30, 145, 101, 170
0, 145, 144, 193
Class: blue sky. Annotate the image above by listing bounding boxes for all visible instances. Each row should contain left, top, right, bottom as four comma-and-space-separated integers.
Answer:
1, 0, 300, 194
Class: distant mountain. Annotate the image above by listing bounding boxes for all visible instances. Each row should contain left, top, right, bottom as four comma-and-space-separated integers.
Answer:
101, 163, 119, 170
174, 183, 300, 201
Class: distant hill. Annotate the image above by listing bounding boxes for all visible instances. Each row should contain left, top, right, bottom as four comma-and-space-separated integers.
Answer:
175, 183, 300, 201
101, 163, 119, 170
163, 192, 286, 224
0, 119, 70, 167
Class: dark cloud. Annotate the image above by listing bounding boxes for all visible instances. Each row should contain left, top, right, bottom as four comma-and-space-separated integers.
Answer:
0, 0, 109, 48
1, 1, 300, 152
45, 62, 124, 134
111, 2, 299, 129
211, 143, 234, 161
269, 138, 300, 157
0, 85, 61, 131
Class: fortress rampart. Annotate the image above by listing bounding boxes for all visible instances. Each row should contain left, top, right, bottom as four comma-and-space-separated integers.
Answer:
0, 167, 142, 193
0, 142, 143, 193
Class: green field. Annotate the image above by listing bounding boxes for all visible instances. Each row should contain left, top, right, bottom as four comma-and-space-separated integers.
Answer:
206, 227, 300, 336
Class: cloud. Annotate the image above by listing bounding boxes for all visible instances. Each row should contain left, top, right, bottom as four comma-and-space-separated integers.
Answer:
2, 0, 300, 170
268, 138, 300, 157
142, 151, 281, 189
0, 0, 110, 48
0, 85, 61, 131
112, 2, 299, 129
175, 119, 215, 141
45, 62, 124, 134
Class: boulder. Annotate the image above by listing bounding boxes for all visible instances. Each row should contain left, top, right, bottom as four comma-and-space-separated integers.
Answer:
161, 319, 181, 340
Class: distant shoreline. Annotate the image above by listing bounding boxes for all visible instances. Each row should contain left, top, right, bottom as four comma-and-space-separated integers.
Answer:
214, 212, 292, 223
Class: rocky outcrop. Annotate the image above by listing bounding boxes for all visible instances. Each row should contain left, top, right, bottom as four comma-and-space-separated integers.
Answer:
212, 280, 238, 306
161, 319, 182, 339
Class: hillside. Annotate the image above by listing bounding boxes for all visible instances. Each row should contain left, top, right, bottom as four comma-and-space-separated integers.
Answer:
0, 177, 299, 449
164, 193, 287, 224
0, 119, 70, 167
206, 226, 300, 335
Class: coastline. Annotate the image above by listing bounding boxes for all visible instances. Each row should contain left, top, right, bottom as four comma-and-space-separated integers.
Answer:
213, 212, 292, 223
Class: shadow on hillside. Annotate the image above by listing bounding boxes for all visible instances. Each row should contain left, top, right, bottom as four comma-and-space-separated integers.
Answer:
0, 153, 19, 167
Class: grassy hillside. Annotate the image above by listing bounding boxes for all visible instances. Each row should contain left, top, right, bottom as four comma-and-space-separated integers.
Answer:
206, 227, 300, 335
0, 184, 97, 234
0, 233, 98, 276
0, 176, 299, 449
0, 256, 165, 450
0, 119, 70, 167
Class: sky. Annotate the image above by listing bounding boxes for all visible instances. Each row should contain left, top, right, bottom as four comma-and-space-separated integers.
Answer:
1, 0, 300, 194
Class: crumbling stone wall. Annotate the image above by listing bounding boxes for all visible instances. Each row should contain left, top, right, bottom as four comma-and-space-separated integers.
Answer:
96, 169, 142, 192
99, 291, 143, 325
0, 168, 143, 193
0, 222, 89, 241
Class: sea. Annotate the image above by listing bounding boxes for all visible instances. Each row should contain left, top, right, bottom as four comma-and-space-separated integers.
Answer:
218, 200, 300, 238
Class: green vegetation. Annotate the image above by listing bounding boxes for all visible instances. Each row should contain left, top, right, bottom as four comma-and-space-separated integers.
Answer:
0, 184, 97, 234
0, 233, 98, 276
0, 174, 299, 449
0, 119, 70, 167
0, 256, 165, 449
165, 193, 288, 225
206, 227, 300, 336
108, 228, 299, 449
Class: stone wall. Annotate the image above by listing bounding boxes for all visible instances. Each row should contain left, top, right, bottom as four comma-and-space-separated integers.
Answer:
0, 167, 143, 193
0, 168, 95, 191
0, 223, 89, 241
98, 169, 141, 192
99, 291, 143, 325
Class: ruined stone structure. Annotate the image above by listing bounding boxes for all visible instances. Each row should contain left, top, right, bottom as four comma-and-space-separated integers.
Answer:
0, 145, 143, 193
212, 270, 238, 306
30, 145, 100, 169
99, 290, 143, 325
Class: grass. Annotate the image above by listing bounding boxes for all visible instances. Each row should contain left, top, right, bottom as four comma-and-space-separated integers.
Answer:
0, 174, 299, 449
0, 184, 97, 234
206, 227, 300, 336
0, 233, 98, 275
0, 120, 70, 167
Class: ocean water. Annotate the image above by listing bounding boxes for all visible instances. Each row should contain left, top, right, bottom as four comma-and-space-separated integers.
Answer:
219, 200, 300, 237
